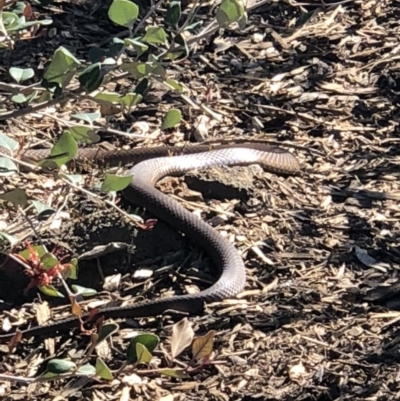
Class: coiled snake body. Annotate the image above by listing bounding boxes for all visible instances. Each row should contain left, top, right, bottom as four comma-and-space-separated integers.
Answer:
0, 143, 300, 341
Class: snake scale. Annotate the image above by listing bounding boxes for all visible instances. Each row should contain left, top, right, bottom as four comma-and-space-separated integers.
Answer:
0, 143, 300, 342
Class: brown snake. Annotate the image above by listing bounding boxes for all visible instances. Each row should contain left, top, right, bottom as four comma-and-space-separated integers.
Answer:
0, 143, 300, 342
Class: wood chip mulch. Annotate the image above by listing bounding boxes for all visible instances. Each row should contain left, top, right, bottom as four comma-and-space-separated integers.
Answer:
1, 0, 400, 400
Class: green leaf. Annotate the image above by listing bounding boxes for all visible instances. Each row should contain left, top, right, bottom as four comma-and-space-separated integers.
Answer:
151, 61, 166, 78
39, 371, 59, 379
77, 363, 96, 376
38, 285, 65, 298
0, 132, 18, 152
46, 359, 76, 374
119, 93, 142, 109
44, 46, 81, 88
95, 358, 113, 380
165, 78, 184, 92
71, 285, 97, 297
161, 109, 181, 130
0, 232, 19, 251
9, 67, 34, 83
65, 258, 78, 280
127, 333, 159, 363
1, 12, 19, 31
31, 201, 53, 214
79, 63, 105, 93
11, 92, 38, 104
165, 33, 188, 60
120, 62, 153, 79
136, 343, 152, 364
216, 0, 245, 28
39, 131, 78, 168
94, 91, 121, 105
97, 323, 120, 344
19, 244, 47, 260
11, 94, 27, 104
72, 112, 102, 124
101, 173, 133, 192
165, 1, 181, 26
108, 0, 139, 28
40, 252, 59, 270
124, 38, 148, 57
184, 20, 203, 32
0, 188, 28, 207
0, 157, 18, 176
69, 125, 100, 144
59, 173, 84, 185
142, 27, 167, 45
134, 78, 148, 96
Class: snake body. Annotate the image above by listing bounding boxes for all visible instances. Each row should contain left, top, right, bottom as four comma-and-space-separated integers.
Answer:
0, 143, 300, 342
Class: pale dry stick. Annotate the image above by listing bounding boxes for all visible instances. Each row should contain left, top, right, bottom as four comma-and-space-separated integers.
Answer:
0, 371, 94, 384
169, 193, 236, 218
0, 81, 47, 93
289, 0, 357, 6
0, 95, 70, 121
0, 151, 38, 171
176, 0, 203, 37
38, 111, 154, 140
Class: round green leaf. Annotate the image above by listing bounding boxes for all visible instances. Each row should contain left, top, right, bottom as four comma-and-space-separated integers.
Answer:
64, 258, 78, 280
44, 46, 80, 88
165, 1, 181, 26
108, 0, 139, 28
31, 201, 55, 215
46, 359, 76, 374
120, 93, 142, 108
40, 252, 59, 270
216, 0, 245, 28
161, 109, 181, 130
77, 363, 96, 376
72, 112, 101, 124
124, 38, 148, 57
165, 78, 184, 92
38, 285, 65, 298
142, 27, 167, 44
0, 188, 28, 207
59, 173, 85, 185
71, 285, 97, 297
0, 232, 19, 251
0, 157, 18, 176
94, 91, 121, 105
127, 333, 159, 363
40, 131, 78, 168
97, 323, 120, 344
120, 62, 153, 79
101, 173, 133, 192
19, 244, 47, 260
9, 67, 35, 83
0, 132, 18, 152
95, 358, 113, 380
79, 62, 105, 93
136, 343, 152, 364
69, 125, 100, 144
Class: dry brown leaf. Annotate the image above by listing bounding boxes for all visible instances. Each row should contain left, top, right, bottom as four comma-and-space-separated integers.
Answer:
170, 318, 194, 359
191, 330, 216, 363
